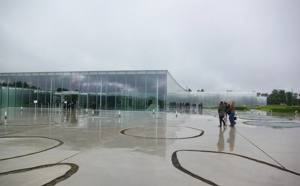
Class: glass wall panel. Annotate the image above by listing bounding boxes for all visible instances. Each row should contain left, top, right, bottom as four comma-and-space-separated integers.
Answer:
1, 75, 8, 107
126, 73, 136, 110
158, 73, 167, 110
146, 73, 157, 111
106, 74, 116, 110
79, 73, 88, 93
136, 74, 146, 110
8, 74, 16, 107
61, 72, 71, 109
0, 74, 6, 87
30, 73, 39, 106
15, 74, 23, 88
89, 73, 98, 109
53, 73, 62, 92
70, 72, 80, 109
1, 87, 8, 108
52, 73, 62, 107
8, 74, 15, 87
15, 74, 23, 107
79, 73, 88, 109
62, 73, 71, 92
44, 74, 53, 108
116, 73, 125, 110
38, 73, 47, 107
98, 73, 106, 110
71, 73, 80, 91
22, 74, 31, 107
9, 89, 16, 107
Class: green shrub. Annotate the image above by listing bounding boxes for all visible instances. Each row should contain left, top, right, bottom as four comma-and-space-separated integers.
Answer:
271, 106, 300, 113
235, 106, 250, 111
256, 105, 300, 113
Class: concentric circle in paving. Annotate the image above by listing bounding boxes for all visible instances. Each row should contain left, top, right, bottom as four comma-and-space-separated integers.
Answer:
0, 136, 63, 161
121, 126, 204, 139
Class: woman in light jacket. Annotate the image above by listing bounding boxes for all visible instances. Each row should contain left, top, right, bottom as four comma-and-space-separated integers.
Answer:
229, 101, 236, 127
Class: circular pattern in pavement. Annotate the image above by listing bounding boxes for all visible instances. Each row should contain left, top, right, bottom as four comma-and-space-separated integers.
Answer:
0, 136, 63, 161
121, 126, 204, 139
172, 150, 300, 185
0, 163, 79, 186
0, 136, 79, 185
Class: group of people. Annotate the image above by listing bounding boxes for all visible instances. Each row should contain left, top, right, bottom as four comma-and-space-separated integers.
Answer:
169, 102, 203, 110
218, 101, 236, 127
64, 100, 76, 111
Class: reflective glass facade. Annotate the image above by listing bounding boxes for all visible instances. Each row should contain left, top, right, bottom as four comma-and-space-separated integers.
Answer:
0, 70, 266, 110
0, 71, 170, 111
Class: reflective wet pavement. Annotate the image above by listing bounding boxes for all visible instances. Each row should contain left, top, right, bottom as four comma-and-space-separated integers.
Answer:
0, 108, 300, 185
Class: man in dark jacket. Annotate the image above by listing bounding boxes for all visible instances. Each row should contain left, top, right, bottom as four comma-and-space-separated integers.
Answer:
218, 101, 226, 127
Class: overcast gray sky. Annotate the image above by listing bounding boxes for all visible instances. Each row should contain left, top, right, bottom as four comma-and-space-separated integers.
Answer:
1, 0, 299, 94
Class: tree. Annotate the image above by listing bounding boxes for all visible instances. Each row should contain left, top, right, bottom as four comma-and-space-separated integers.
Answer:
268, 89, 280, 104
279, 90, 286, 103
267, 89, 299, 106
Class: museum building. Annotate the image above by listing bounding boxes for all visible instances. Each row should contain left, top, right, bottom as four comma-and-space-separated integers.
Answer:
0, 70, 266, 111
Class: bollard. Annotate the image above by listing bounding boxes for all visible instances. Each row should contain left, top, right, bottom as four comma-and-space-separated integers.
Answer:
176, 110, 178, 118
5, 111, 7, 120
153, 109, 155, 115
119, 111, 121, 117
21, 106, 23, 112
92, 110, 94, 116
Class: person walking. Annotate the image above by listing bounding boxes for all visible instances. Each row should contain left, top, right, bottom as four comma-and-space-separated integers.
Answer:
229, 101, 236, 127
218, 101, 226, 127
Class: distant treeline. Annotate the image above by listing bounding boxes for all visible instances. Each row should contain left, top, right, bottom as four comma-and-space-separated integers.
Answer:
257, 89, 299, 106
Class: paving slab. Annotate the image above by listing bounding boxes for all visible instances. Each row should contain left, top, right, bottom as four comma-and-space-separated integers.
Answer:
0, 108, 300, 185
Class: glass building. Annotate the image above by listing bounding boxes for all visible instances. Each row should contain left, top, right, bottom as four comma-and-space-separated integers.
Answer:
0, 70, 266, 110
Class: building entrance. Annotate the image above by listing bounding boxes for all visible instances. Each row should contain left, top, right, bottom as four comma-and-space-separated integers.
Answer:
63, 94, 78, 109
53, 91, 79, 110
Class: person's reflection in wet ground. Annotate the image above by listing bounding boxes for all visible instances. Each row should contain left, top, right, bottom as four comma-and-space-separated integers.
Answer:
217, 127, 226, 152
227, 127, 236, 151
71, 111, 78, 124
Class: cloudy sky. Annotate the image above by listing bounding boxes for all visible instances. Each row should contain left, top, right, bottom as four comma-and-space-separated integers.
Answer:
1, 0, 299, 94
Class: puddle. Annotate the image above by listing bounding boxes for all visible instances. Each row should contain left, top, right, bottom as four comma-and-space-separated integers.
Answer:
245, 121, 300, 128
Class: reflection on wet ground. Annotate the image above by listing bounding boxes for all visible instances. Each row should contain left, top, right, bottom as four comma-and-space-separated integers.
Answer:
237, 110, 300, 128
238, 110, 300, 122
245, 121, 300, 128
216, 127, 236, 152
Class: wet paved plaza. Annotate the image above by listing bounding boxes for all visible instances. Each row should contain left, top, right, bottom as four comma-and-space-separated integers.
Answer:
1, 108, 300, 185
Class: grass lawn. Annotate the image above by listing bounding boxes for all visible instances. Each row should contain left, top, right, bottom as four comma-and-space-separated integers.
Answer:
256, 105, 300, 113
